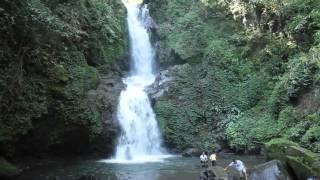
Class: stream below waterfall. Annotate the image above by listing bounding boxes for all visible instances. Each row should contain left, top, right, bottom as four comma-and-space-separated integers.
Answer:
13, 155, 265, 180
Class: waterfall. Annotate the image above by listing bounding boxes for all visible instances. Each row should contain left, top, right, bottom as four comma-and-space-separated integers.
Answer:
107, 1, 168, 163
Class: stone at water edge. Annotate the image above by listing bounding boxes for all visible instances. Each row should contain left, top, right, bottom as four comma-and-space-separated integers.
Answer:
200, 166, 228, 180
265, 138, 320, 179
249, 160, 292, 180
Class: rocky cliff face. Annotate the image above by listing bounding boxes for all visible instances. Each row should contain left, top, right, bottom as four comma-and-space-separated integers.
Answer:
0, 0, 127, 159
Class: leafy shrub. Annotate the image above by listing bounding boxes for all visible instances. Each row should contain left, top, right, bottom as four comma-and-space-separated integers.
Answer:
302, 126, 320, 153
226, 110, 283, 150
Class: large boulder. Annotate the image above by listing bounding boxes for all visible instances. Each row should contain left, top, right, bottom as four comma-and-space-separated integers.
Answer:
265, 138, 320, 179
249, 160, 292, 180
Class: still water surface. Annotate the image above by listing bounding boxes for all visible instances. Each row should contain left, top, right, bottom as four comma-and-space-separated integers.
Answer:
14, 155, 265, 180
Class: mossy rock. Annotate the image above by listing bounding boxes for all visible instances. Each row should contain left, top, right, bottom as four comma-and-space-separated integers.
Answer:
265, 138, 299, 161
265, 138, 320, 179
286, 156, 316, 180
0, 158, 20, 178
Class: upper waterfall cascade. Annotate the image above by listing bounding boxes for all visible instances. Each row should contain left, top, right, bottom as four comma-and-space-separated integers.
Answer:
107, 2, 169, 163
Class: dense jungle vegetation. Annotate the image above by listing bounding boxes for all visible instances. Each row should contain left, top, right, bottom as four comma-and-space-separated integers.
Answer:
0, 0, 320, 177
150, 0, 320, 153
0, 0, 126, 159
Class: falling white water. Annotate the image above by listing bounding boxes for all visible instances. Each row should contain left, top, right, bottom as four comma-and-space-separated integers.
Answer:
105, 1, 169, 163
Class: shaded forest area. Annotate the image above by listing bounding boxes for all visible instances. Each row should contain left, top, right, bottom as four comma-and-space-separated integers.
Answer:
0, 0, 126, 160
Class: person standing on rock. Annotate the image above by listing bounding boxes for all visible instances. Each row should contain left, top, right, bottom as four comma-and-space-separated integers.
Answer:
225, 159, 247, 180
209, 151, 217, 166
200, 152, 208, 167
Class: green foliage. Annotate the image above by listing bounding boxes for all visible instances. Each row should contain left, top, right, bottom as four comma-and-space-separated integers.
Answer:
302, 126, 320, 153
265, 137, 299, 148
154, 15, 268, 150
226, 110, 281, 150
314, 30, 320, 44
286, 56, 318, 97
0, 0, 125, 155
152, 0, 320, 153
269, 49, 320, 115
155, 1, 206, 61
